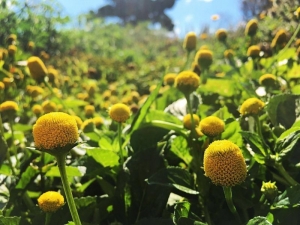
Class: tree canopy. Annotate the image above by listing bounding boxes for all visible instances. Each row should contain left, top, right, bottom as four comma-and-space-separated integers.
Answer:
94, 0, 176, 31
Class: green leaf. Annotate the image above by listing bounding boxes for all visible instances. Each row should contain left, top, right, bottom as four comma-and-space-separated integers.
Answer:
173, 201, 191, 224
170, 136, 192, 165
240, 131, 268, 164
146, 167, 199, 195
221, 118, 243, 147
0, 164, 11, 176
178, 218, 207, 225
0, 216, 20, 225
246, 216, 272, 225
0, 135, 8, 165
275, 130, 300, 158
45, 166, 84, 177
15, 166, 38, 189
86, 148, 119, 167
64, 98, 88, 107
12, 124, 32, 132
278, 48, 296, 61
266, 94, 300, 129
145, 109, 182, 125
98, 136, 113, 151
135, 218, 174, 225
76, 178, 96, 193
83, 132, 100, 142
273, 185, 300, 208
199, 78, 235, 97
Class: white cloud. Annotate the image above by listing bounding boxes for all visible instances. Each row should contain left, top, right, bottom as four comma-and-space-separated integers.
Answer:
185, 0, 192, 3
199, 0, 213, 2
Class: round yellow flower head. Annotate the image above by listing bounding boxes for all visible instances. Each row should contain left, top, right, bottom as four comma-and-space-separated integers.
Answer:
30, 86, 44, 98
204, 140, 247, 187
175, 71, 200, 96
33, 112, 79, 153
195, 49, 213, 70
199, 116, 225, 137
84, 105, 95, 117
261, 181, 278, 200
93, 116, 104, 129
200, 33, 208, 40
81, 118, 95, 133
130, 91, 140, 103
164, 73, 177, 86
271, 29, 287, 49
32, 104, 43, 116
8, 45, 17, 56
47, 67, 58, 83
245, 19, 258, 36
37, 191, 64, 213
0, 101, 18, 113
199, 45, 209, 50
7, 34, 17, 42
259, 74, 277, 87
77, 92, 89, 101
239, 98, 265, 116
3, 77, 14, 88
247, 45, 260, 58
27, 41, 35, 51
224, 49, 234, 59
88, 84, 97, 97
71, 115, 83, 130
109, 103, 131, 123
0, 82, 5, 90
42, 100, 57, 114
183, 114, 200, 130
103, 90, 111, 101
295, 7, 300, 20
215, 29, 227, 42
27, 56, 48, 83
183, 32, 197, 52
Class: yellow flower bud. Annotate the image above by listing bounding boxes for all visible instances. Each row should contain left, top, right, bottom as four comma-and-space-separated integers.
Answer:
175, 71, 200, 96
245, 19, 258, 36
183, 32, 197, 52
38, 191, 64, 213
215, 29, 227, 42
27, 56, 48, 83
199, 116, 225, 137
239, 98, 265, 116
183, 114, 200, 130
109, 103, 131, 123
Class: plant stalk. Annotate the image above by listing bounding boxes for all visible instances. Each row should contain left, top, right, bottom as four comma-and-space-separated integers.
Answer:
118, 122, 124, 165
56, 154, 82, 225
223, 186, 242, 225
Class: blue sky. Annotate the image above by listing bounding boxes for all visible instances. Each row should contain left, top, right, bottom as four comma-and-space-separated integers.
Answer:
57, 0, 243, 36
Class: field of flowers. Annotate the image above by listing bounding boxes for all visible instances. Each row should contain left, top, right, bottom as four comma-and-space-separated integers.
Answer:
0, 1, 300, 225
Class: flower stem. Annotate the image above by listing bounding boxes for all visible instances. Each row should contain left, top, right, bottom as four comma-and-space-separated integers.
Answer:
45, 212, 52, 225
275, 162, 299, 186
223, 186, 242, 225
118, 122, 124, 165
185, 93, 197, 138
253, 115, 268, 156
9, 117, 19, 167
56, 154, 82, 225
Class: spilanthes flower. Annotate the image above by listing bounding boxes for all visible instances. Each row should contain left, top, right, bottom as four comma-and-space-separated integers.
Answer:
295, 39, 300, 48
93, 116, 104, 129
47, 67, 59, 83
224, 49, 234, 59
84, 105, 95, 117
204, 140, 247, 187
27, 41, 35, 51
245, 19, 258, 36
261, 181, 278, 200
42, 100, 57, 114
38, 191, 64, 213
295, 7, 300, 20
32, 104, 43, 116
130, 91, 140, 103
259, 74, 277, 87
30, 86, 44, 98
102, 90, 111, 101
7, 34, 17, 43
175, 71, 200, 96
81, 118, 95, 133
33, 112, 79, 153
183, 114, 200, 130
199, 116, 225, 137
163, 73, 177, 86
0, 82, 5, 90
27, 56, 48, 83
77, 93, 89, 101
8, 45, 17, 56
271, 29, 287, 49
247, 45, 260, 58
71, 115, 83, 130
195, 49, 213, 70
3, 77, 14, 88
109, 103, 131, 123
215, 29, 227, 42
183, 32, 197, 52
239, 98, 265, 116
0, 101, 18, 113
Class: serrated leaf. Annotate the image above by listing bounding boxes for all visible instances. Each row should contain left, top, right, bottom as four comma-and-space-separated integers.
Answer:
173, 201, 191, 224
240, 131, 269, 162
0, 164, 11, 176
275, 130, 300, 157
146, 167, 199, 195
246, 216, 272, 225
170, 136, 192, 165
98, 136, 113, 151
0, 216, 20, 225
266, 94, 300, 129
221, 118, 243, 147
15, 166, 38, 189
145, 109, 182, 125
273, 185, 300, 208
86, 148, 119, 167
